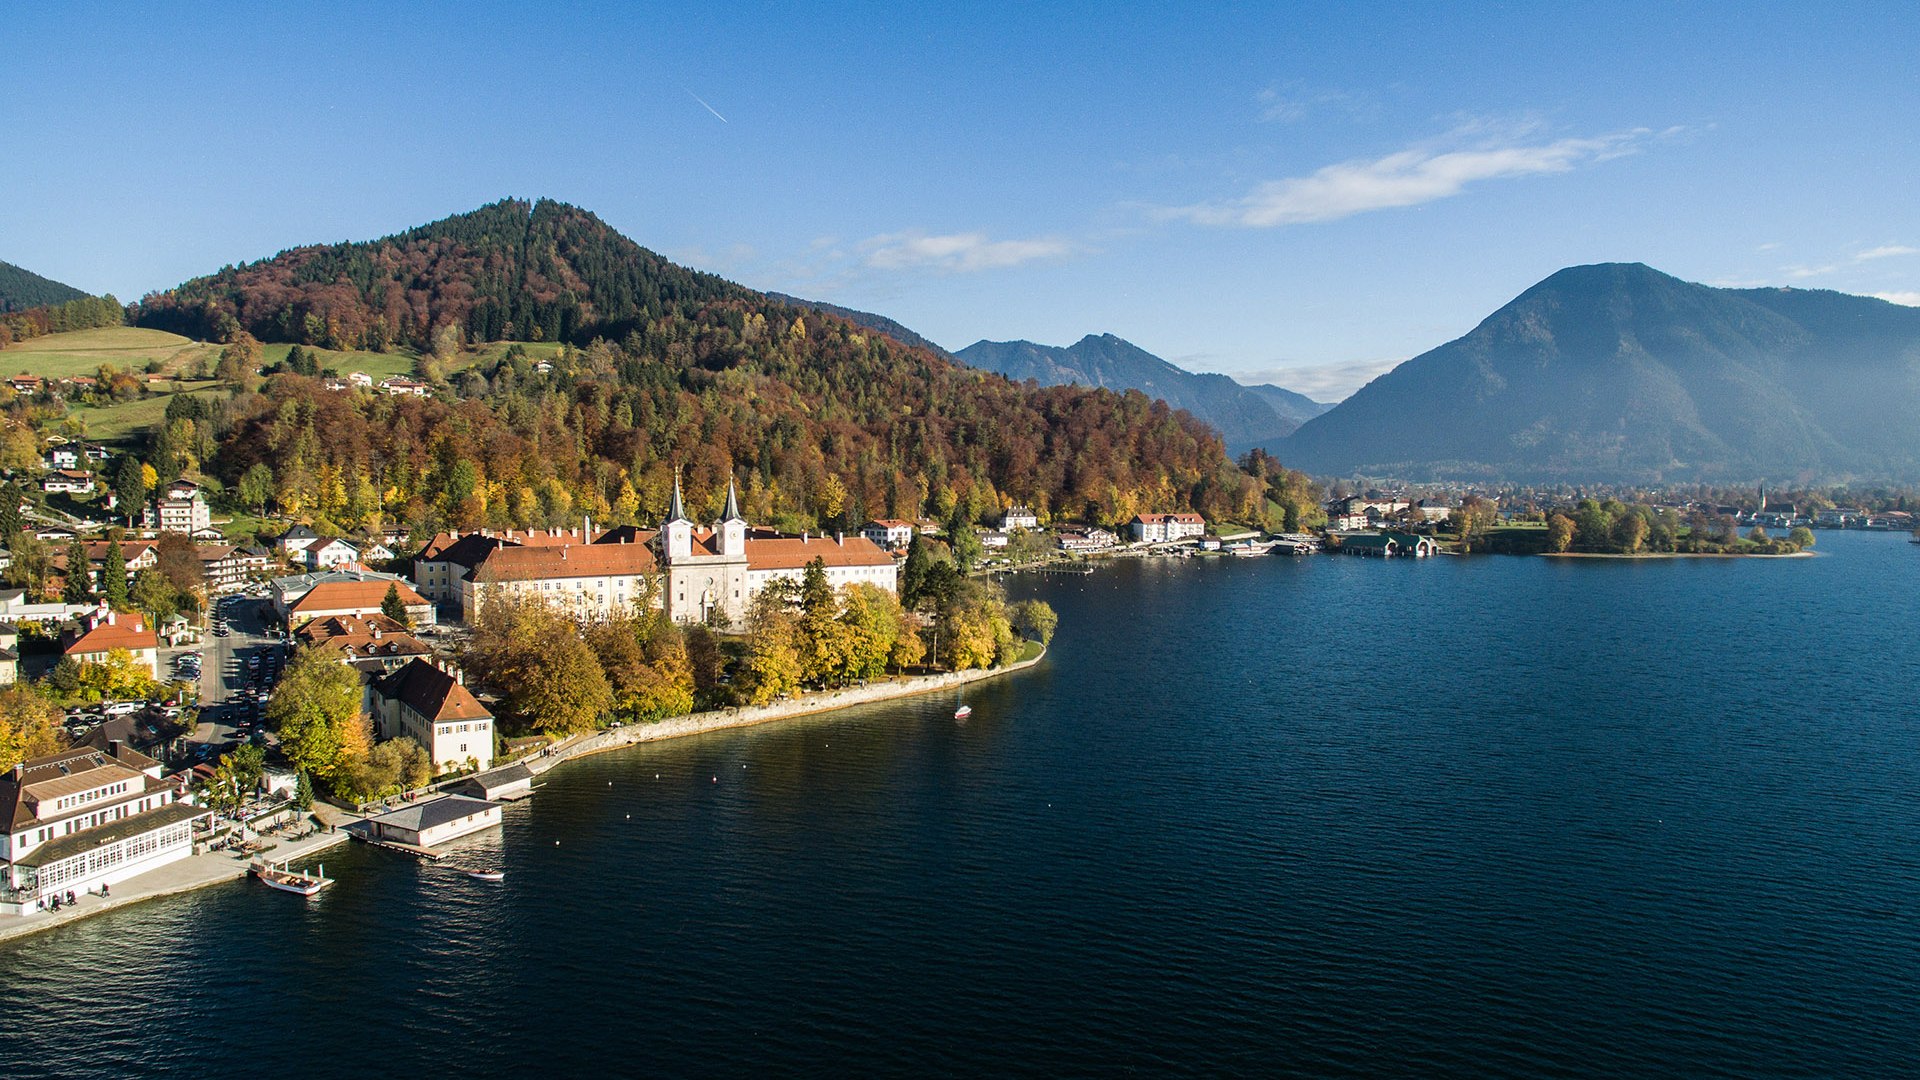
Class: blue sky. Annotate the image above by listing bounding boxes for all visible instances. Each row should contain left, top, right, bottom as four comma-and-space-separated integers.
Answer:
4, 2, 1917, 399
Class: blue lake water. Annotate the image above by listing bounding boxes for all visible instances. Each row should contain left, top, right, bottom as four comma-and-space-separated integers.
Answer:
4, 531, 1918, 1077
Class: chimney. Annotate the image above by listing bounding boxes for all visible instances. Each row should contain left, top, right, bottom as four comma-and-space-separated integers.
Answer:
836, 532, 844, 546
584, 516, 593, 543
455, 670, 464, 685
802, 531, 809, 543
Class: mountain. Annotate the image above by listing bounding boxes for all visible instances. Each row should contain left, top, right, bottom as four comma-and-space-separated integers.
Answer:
135, 198, 747, 350
1280, 263, 1920, 482
0, 260, 87, 314
765, 293, 951, 357
956, 333, 1328, 450
141, 198, 1249, 530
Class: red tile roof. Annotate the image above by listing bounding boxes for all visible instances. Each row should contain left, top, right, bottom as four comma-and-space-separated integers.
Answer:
744, 535, 894, 571
288, 580, 428, 616
64, 615, 158, 656
469, 543, 657, 582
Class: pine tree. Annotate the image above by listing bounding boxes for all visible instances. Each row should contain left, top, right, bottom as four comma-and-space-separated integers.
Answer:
113, 456, 148, 526
99, 536, 129, 607
380, 583, 411, 627
62, 537, 94, 603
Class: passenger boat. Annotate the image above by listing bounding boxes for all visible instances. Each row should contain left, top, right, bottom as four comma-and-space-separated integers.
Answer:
954, 705, 973, 720
253, 860, 332, 897
467, 869, 505, 883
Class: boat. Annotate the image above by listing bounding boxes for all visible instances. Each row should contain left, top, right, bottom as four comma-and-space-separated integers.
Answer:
253, 859, 332, 897
954, 705, 973, 720
467, 869, 505, 883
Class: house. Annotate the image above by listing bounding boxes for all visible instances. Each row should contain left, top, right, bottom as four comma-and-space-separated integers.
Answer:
858, 519, 918, 552
999, 505, 1040, 531
321, 378, 349, 392
46, 446, 80, 471
980, 530, 1011, 549
455, 761, 535, 802
362, 794, 501, 849
42, 470, 95, 495
1127, 513, 1206, 543
143, 479, 210, 535
303, 537, 360, 570
296, 613, 432, 675
82, 445, 108, 463
1056, 526, 1118, 552
346, 371, 374, 389
0, 589, 78, 623
0, 744, 210, 915
0, 622, 16, 686
284, 578, 435, 628
1338, 531, 1438, 557
379, 376, 430, 396
361, 540, 396, 563
370, 659, 494, 773
61, 607, 161, 679
275, 524, 319, 559
196, 543, 272, 593
7, 374, 42, 395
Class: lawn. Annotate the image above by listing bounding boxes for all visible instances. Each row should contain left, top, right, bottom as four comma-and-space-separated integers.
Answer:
1, 326, 220, 379
69, 386, 228, 445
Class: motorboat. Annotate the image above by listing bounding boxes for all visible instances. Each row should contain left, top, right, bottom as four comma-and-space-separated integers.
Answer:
954, 705, 973, 720
253, 860, 332, 897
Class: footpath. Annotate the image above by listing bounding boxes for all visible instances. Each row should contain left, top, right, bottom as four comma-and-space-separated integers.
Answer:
0, 825, 352, 945
529, 647, 1046, 774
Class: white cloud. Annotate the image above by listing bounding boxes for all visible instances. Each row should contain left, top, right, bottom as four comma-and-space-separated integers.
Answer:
860, 231, 1073, 273
1855, 245, 1918, 261
1784, 263, 1839, 279
1870, 291, 1920, 306
1237, 358, 1404, 402
1166, 127, 1650, 228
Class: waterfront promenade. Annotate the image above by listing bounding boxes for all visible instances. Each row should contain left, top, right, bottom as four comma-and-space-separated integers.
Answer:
0, 824, 352, 945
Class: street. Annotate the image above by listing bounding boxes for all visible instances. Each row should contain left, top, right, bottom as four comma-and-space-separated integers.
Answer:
184, 594, 287, 753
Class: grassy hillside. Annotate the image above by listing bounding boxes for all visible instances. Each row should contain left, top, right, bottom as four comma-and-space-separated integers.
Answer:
69, 386, 227, 444
1, 325, 219, 379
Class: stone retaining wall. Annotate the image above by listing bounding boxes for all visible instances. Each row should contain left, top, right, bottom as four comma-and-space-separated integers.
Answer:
528, 648, 1045, 774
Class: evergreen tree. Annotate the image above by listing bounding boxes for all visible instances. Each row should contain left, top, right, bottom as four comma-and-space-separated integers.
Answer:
62, 537, 93, 603
99, 535, 129, 607
900, 534, 932, 607
113, 456, 149, 526
380, 583, 411, 627
0, 484, 21, 544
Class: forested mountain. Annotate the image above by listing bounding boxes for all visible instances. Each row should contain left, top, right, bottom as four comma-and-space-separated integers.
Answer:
956, 333, 1328, 450
0, 260, 87, 314
127, 200, 1284, 533
1281, 263, 1920, 482
134, 199, 749, 351
766, 293, 952, 356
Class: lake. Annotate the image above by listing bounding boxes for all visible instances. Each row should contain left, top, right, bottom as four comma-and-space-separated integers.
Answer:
4, 531, 1917, 1077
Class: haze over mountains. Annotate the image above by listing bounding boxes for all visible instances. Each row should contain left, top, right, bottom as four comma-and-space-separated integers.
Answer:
1281, 263, 1920, 482
957, 334, 1330, 451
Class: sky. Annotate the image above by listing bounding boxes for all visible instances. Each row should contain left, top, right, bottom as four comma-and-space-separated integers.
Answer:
3, 1, 1918, 400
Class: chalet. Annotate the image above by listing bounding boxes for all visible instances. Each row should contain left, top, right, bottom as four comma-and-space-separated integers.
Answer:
7, 375, 42, 394
0, 744, 210, 915
379, 376, 431, 396
45, 446, 81, 471
42, 470, 95, 495
370, 659, 494, 773
61, 607, 161, 679
1127, 513, 1206, 543
276, 524, 319, 558
303, 537, 360, 570
858, 519, 917, 552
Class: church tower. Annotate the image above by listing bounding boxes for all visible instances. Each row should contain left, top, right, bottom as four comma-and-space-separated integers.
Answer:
719, 476, 747, 557
663, 470, 693, 561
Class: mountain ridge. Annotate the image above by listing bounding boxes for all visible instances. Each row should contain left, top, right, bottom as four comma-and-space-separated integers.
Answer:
0, 259, 89, 314
1280, 262, 1920, 482
956, 333, 1328, 450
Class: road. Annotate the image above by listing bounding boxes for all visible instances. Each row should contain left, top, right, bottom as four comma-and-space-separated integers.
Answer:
185, 595, 287, 752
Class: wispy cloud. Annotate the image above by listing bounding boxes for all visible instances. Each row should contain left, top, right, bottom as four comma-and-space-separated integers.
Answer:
1781, 244, 1917, 279
1855, 244, 1918, 261
1237, 358, 1404, 402
1871, 291, 1920, 307
860, 231, 1073, 273
1255, 84, 1376, 125
1165, 126, 1652, 228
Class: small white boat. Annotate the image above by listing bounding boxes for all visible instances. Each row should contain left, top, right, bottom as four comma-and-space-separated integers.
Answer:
467, 869, 505, 883
253, 860, 332, 897
954, 705, 973, 720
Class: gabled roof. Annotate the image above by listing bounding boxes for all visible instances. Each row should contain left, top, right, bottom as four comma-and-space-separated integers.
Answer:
743, 534, 893, 571
64, 614, 159, 655
365, 794, 497, 833
288, 579, 427, 615
373, 659, 491, 723
468, 542, 657, 583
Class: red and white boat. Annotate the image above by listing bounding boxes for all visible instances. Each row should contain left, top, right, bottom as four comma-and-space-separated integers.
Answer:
954, 704, 973, 720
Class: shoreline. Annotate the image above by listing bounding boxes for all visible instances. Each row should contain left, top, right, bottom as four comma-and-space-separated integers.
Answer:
528, 645, 1047, 772
1541, 550, 1817, 560
0, 649, 1044, 946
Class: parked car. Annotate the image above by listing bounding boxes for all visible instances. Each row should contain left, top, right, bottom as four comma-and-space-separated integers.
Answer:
103, 701, 143, 716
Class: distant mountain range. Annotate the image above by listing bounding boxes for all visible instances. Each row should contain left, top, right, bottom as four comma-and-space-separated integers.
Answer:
0, 259, 87, 314
1280, 262, 1920, 482
956, 334, 1330, 450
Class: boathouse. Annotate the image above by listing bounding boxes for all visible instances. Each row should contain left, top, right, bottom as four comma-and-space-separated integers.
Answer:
364, 795, 502, 849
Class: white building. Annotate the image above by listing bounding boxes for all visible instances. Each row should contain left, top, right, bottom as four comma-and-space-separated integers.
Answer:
43, 470, 95, 495
999, 505, 1039, 531
859, 519, 917, 552
62, 607, 161, 680
362, 794, 501, 849
304, 537, 360, 570
370, 659, 494, 773
1, 744, 209, 915
1127, 513, 1206, 543
380, 377, 431, 396
145, 480, 211, 535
